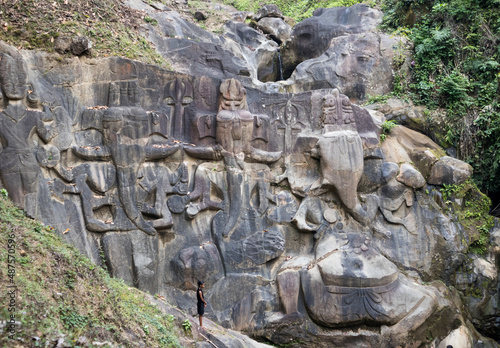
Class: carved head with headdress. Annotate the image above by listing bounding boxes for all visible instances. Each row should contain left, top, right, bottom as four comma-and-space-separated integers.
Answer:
0, 53, 28, 102
218, 78, 248, 112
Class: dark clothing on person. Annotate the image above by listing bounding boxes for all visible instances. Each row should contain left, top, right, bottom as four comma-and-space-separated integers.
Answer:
197, 288, 205, 315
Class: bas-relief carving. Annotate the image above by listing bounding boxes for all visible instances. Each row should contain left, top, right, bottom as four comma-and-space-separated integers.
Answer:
309, 89, 373, 225
0, 52, 58, 213
0, 51, 444, 342
164, 78, 193, 140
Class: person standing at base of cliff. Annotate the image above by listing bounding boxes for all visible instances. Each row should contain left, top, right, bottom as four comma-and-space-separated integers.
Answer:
197, 280, 207, 328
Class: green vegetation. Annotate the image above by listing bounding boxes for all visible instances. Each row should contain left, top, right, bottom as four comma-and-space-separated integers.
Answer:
0, 0, 171, 69
221, 0, 367, 22
380, 119, 397, 142
182, 319, 192, 333
0, 195, 184, 347
380, 0, 500, 197
363, 94, 392, 105
440, 180, 494, 254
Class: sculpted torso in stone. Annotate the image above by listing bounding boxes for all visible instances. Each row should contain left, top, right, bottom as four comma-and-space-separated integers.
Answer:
216, 78, 281, 167
0, 52, 55, 210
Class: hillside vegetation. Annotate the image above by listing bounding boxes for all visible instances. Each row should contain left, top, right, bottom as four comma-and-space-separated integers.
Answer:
0, 190, 188, 347
0, 0, 169, 68
380, 0, 500, 203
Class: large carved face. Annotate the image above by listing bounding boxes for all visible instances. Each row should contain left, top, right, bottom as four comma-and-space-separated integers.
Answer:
218, 78, 248, 112
0, 55, 28, 101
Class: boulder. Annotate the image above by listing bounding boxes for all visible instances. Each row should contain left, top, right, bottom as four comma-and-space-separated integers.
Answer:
253, 17, 292, 45
194, 11, 207, 21
281, 4, 383, 79
232, 11, 252, 23
428, 156, 473, 186
253, 4, 284, 21
366, 98, 428, 133
397, 162, 426, 189
381, 125, 444, 165
70, 36, 92, 56
284, 32, 402, 100
437, 325, 473, 348
54, 36, 73, 54
54, 36, 92, 56
223, 21, 279, 81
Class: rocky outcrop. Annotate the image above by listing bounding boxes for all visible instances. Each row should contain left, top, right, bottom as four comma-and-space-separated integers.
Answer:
251, 5, 292, 46
124, 0, 409, 100
278, 4, 409, 100
0, 2, 498, 347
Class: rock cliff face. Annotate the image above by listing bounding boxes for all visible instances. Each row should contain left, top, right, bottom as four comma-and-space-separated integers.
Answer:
0, 2, 499, 347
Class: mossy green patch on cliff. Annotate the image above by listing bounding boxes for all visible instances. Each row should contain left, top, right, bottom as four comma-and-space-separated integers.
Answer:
0, 0, 171, 69
0, 194, 183, 347
440, 179, 494, 254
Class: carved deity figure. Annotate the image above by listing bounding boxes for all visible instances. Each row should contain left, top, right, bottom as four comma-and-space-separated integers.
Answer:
182, 78, 282, 218
71, 83, 180, 235
296, 232, 435, 328
0, 52, 55, 208
312, 89, 368, 224
216, 78, 281, 168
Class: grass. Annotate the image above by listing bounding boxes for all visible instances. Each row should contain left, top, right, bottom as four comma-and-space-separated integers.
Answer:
0, 193, 184, 347
0, 0, 171, 69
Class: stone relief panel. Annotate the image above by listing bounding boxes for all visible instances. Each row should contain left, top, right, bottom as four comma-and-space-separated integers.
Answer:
0, 52, 57, 212
0, 47, 485, 347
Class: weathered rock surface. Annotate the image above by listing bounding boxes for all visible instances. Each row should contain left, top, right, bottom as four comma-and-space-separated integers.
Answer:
0, 1, 498, 347
283, 31, 405, 100
252, 17, 292, 45
428, 156, 473, 185
278, 3, 408, 100
365, 97, 428, 133
125, 0, 409, 100
253, 4, 284, 21
282, 4, 383, 69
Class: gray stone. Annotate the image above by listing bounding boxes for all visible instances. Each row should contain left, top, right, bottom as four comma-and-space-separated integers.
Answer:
172, 243, 224, 290
254, 4, 284, 21
300, 233, 436, 328
366, 98, 428, 133
281, 4, 383, 81
54, 36, 72, 54
232, 11, 252, 23
71, 37, 92, 56
254, 17, 292, 45
0, 14, 496, 346
397, 162, 426, 189
101, 233, 134, 285
428, 156, 473, 185
284, 32, 403, 100
194, 11, 207, 21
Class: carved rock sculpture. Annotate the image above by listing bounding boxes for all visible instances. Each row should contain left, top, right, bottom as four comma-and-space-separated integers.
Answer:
1, 35, 497, 348
281, 4, 383, 80
164, 78, 193, 140
299, 233, 435, 328
311, 89, 368, 224
186, 78, 282, 168
0, 52, 56, 210
216, 78, 282, 166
